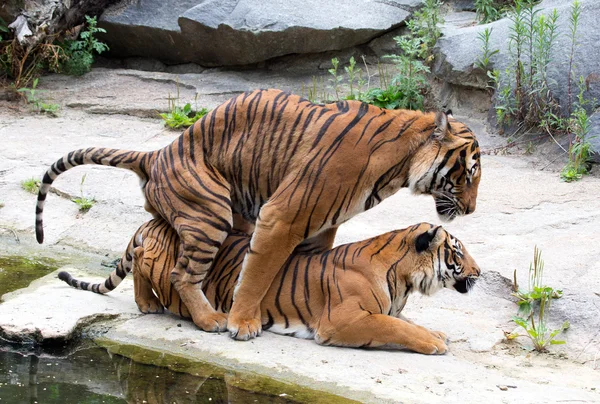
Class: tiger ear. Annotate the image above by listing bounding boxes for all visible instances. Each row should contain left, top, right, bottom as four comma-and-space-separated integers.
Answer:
415, 225, 444, 253
434, 111, 449, 141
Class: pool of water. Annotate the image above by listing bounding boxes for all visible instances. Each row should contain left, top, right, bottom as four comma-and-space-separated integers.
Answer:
0, 253, 354, 403
0, 256, 60, 297
0, 344, 347, 404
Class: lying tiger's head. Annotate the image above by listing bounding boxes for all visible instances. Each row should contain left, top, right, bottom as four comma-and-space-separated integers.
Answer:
409, 223, 480, 295
409, 111, 481, 222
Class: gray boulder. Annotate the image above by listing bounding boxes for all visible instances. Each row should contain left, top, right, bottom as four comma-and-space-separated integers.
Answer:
100, 0, 419, 66
433, 0, 600, 115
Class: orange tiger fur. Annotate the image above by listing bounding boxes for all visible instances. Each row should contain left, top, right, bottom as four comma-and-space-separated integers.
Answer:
38, 89, 481, 340
59, 219, 480, 355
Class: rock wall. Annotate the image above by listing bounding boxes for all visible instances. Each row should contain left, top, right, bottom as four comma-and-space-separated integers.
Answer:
433, 0, 600, 114
99, 0, 421, 66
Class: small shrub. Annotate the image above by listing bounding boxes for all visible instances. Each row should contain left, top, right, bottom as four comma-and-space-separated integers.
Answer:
476, 0, 502, 23
21, 178, 41, 194
343, 56, 363, 101
72, 196, 95, 212
159, 78, 209, 129
328, 57, 343, 101
17, 78, 60, 116
506, 246, 569, 352
475, 28, 499, 71
0, 17, 8, 41
301, 75, 328, 103
561, 81, 595, 182
511, 246, 562, 318
493, 1, 564, 130
407, 0, 444, 61
160, 96, 208, 129
61, 16, 109, 76
382, 36, 430, 110
72, 174, 95, 213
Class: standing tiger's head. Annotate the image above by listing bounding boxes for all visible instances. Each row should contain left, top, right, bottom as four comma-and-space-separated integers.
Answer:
409, 111, 481, 222
409, 223, 480, 295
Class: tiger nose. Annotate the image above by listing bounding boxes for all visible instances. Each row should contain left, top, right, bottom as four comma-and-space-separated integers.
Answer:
465, 200, 476, 215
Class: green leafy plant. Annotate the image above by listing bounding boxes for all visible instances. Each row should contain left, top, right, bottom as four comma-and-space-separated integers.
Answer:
361, 86, 405, 110
0, 17, 8, 41
72, 174, 95, 212
493, 0, 564, 130
511, 246, 562, 317
343, 56, 362, 100
301, 75, 328, 103
406, 0, 444, 61
561, 78, 596, 182
382, 36, 430, 110
21, 177, 41, 194
328, 57, 343, 101
17, 78, 60, 116
160, 81, 209, 129
476, 28, 499, 71
566, 0, 581, 116
160, 101, 208, 129
476, 0, 502, 23
506, 246, 569, 351
61, 15, 109, 76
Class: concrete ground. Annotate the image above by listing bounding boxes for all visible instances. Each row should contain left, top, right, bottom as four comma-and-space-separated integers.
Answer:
0, 68, 599, 403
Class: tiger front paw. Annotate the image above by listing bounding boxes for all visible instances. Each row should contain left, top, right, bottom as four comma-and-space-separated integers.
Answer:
195, 311, 228, 333
414, 335, 448, 355
429, 330, 448, 342
227, 310, 262, 341
136, 298, 164, 314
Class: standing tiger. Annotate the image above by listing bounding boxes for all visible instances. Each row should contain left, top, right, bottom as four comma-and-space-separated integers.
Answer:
36, 89, 481, 340
59, 219, 480, 355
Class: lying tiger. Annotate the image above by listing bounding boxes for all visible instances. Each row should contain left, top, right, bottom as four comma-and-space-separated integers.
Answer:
59, 219, 480, 354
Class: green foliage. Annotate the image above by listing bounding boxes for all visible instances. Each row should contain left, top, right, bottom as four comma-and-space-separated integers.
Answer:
561, 78, 596, 182
301, 0, 442, 111
21, 178, 41, 194
511, 246, 562, 318
407, 0, 443, 61
343, 56, 363, 101
475, 27, 499, 71
160, 82, 209, 129
328, 57, 343, 101
476, 0, 502, 23
160, 102, 208, 129
16, 78, 60, 116
566, 0, 581, 115
72, 174, 95, 212
61, 16, 109, 76
0, 17, 8, 41
301, 75, 328, 103
493, 1, 563, 130
379, 36, 430, 110
506, 246, 569, 352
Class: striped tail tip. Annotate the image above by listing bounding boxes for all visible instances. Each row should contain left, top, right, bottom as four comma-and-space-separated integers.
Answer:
36, 225, 44, 244
58, 271, 72, 283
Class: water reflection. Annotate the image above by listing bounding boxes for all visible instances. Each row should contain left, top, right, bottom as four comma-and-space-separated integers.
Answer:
0, 347, 332, 403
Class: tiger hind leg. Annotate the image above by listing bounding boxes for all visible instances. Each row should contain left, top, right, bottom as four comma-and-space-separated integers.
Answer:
145, 154, 233, 332
132, 246, 164, 314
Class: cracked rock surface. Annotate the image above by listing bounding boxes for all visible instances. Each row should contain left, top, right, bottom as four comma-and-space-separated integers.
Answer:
99, 0, 420, 66
0, 68, 599, 403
